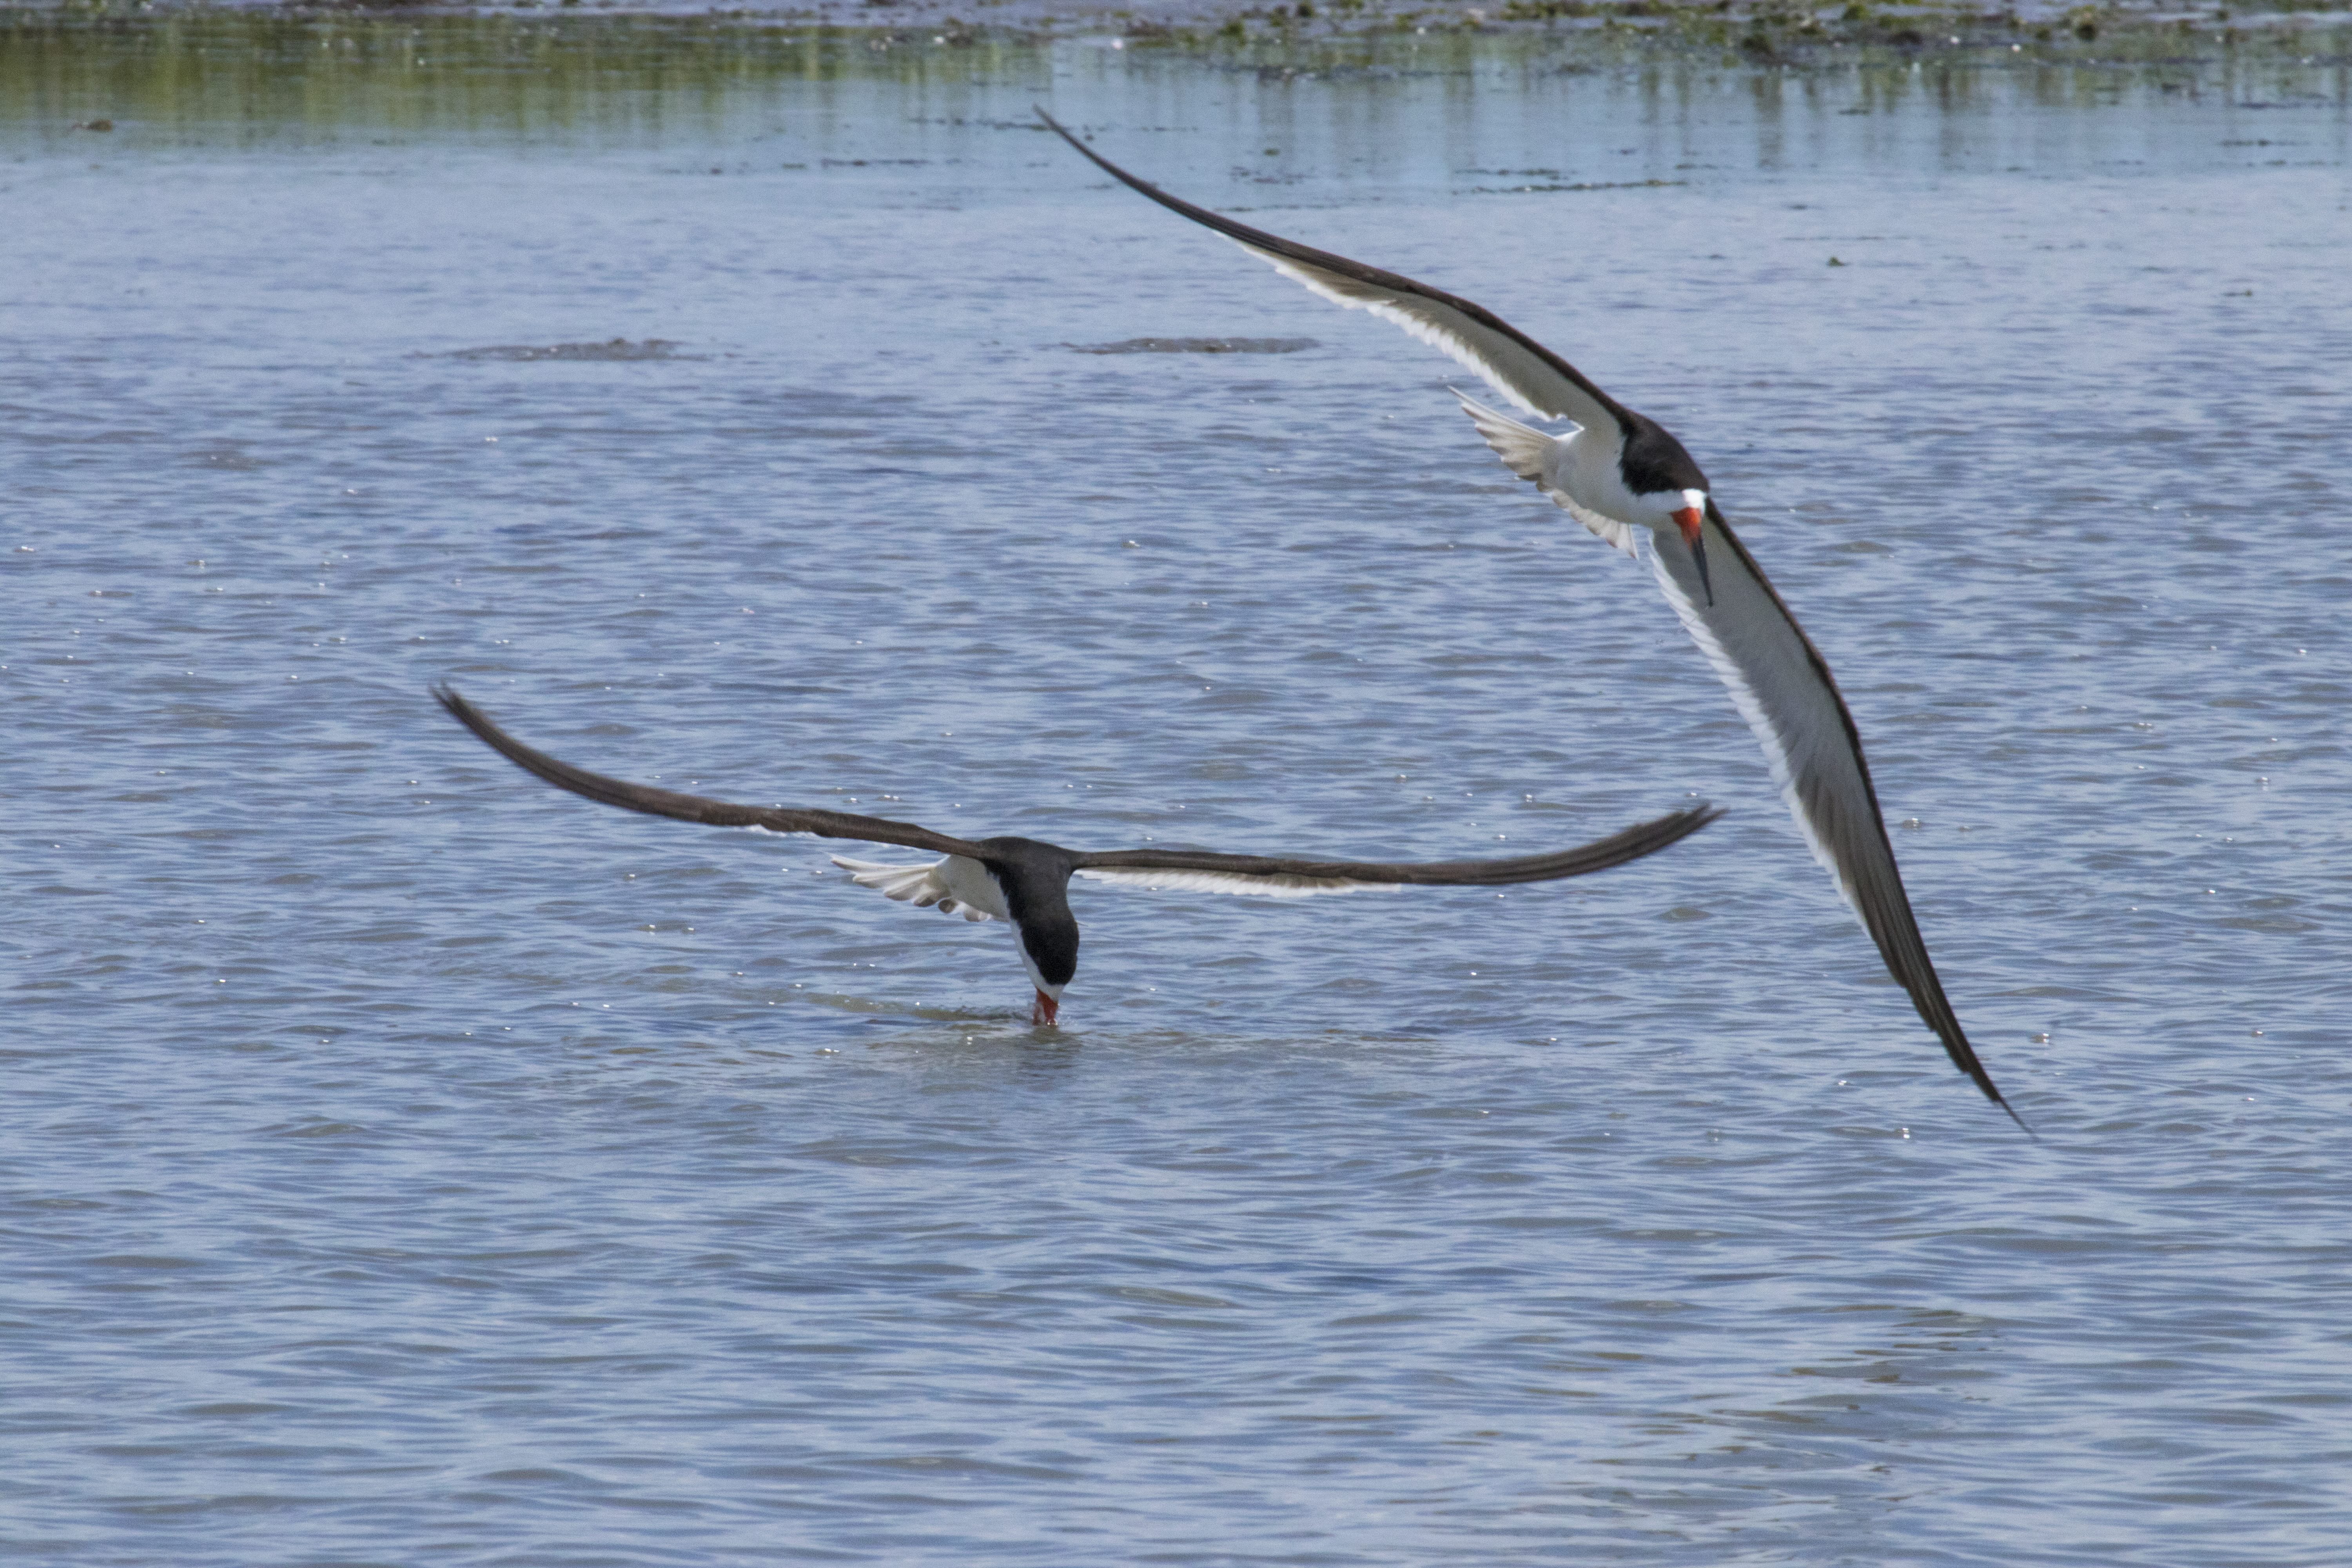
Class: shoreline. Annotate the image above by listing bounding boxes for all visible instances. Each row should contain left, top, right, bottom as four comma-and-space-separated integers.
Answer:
9, 0, 2352, 63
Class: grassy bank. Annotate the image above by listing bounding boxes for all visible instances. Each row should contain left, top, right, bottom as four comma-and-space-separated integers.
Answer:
3, 1, 2343, 142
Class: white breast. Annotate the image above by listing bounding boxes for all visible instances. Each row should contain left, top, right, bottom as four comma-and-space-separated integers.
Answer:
1555, 426, 1660, 527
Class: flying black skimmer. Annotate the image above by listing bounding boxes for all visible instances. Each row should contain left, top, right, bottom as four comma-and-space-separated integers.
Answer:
1040, 113, 2022, 1124
436, 686, 1719, 1027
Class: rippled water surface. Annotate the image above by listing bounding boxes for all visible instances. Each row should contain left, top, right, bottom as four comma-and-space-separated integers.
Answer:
7, 20, 2352, 1565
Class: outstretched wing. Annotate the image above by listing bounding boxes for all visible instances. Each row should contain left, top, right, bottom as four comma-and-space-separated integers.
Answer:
1645, 512, 2018, 1118
434, 686, 988, 858
1038, 109, 1630, 435
1073, 805, 1719, 897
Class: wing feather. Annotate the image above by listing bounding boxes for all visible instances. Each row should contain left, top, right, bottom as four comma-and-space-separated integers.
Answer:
1645, 514, 2014, 1115
1040, 111, 1628, 434
433, 686, 988, 859
1073, 806, 1718, 894
831, 856, 999, 921
1073, 867, 1402, 898
1455, 391, 1640, 556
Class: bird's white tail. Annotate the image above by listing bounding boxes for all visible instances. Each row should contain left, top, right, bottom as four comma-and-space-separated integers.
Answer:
829, 856, 993, 921
1453, 388, 1639, 557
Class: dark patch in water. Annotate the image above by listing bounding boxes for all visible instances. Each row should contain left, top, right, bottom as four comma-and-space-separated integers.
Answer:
1068, 336, 1318, 355
1470, 178, 1687, 194
431, 338, 699, 362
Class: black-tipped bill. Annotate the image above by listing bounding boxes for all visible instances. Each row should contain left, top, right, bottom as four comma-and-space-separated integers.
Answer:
1673, 506, 1714, 607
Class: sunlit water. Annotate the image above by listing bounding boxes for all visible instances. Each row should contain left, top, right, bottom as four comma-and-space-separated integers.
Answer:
7, 20, 2351, 1566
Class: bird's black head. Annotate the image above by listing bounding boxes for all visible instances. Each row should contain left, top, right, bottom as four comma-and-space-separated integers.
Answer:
1619, 412, 1717, 605
1617, 411, 1709, 498
976, 837, 1082, 1022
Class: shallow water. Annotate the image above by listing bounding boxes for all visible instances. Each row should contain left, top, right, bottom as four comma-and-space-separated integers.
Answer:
7, 20, 2352, 1566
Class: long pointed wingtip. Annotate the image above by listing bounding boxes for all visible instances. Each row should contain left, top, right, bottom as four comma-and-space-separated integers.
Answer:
1036, 107, 1193, 212
433, 683, 506, 748
1982, 1076, 2038, 1140
1654, 801, 1726, 851
1036, 106, 1093, 162
1954, 1036, 2036, 1139
432, 681, 474, 725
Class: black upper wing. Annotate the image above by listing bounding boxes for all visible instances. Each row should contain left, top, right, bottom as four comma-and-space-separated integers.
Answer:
1072, 805, 1719, 892
1037, 108, 1633, 434
434, 686, 989, 858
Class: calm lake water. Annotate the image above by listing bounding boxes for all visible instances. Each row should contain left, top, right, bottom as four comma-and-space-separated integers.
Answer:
6, 16, 2350, 1565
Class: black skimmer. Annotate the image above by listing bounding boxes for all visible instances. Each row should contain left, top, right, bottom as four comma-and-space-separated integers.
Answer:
435, 686, 1720, 1027
1040, 114, 2022, 1124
